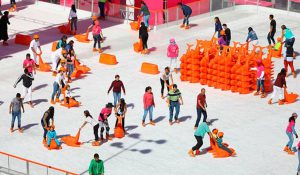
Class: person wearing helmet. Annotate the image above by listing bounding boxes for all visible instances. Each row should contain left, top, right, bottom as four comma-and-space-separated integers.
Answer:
246, 27, 258, 51
250, 59, 265, 98
41, 106, 55, 143
167, 38, 179, 72
51, 48, 67, 75
29, 34, 42, 67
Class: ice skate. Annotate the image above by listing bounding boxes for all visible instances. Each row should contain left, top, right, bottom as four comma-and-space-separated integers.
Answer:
188, 149, 195, 157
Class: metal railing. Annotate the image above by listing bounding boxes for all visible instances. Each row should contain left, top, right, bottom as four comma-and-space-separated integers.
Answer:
0, 151, 78, 175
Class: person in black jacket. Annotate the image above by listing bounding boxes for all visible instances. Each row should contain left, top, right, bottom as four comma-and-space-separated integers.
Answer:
222, 24, 231, 46
14, 68, 34, 108
0, 11, 10, 46
139, 22, 149, 54
41, 106, 55, 143
178, 3, 192, 29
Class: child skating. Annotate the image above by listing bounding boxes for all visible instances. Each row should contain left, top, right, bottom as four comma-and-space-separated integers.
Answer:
268, 68, 286, 105
98, 103, 114, 141
92, 20, 103, 53
284, 113, 298, 155
217, 132, 235, 156
167, 39, 179, 72
250, 59, 266, 98
46, 125, 62, 150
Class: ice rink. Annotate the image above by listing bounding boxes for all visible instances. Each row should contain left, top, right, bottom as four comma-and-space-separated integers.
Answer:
0, 1, 300, 175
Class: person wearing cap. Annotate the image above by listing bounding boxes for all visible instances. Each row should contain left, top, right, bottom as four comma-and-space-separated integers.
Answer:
98, 103, 114, 141
23, 53, 36, 75
107, 75, 126, 107
41, 106, 55, 143
189, 122, 212, 157
29, 34, 42, 67
250, 59, 265, 98
9, 93, 24, 133
56, 35, 68, 50
51, 70, 66, 104
217, 132, 235, 156
222, 24, 231, 46
89, 153, 104, 175
178, 2, 192, 29
167, 38, 179, 72
246, 27, 258, 51
46, 125, 62, 149
51, 48, 67, 75
166, 84, 183, 125
284, 113, 298, 155
14, 68, 34, 108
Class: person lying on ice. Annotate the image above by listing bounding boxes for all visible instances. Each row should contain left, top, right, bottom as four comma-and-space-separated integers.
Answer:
46, 125, 62, 149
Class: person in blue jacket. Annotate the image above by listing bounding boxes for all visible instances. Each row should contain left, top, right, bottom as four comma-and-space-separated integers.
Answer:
178, 2, 192, 29
246, 27, 259, 51
47, 125, 62, 149
213, 17, 222, 38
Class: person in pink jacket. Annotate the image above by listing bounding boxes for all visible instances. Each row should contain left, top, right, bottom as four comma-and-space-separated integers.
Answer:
142, 86, 155, 127
167, 38, 179, 72
92, 20, 104, 53
98, 103, 114, 141
284, 113, 298, 155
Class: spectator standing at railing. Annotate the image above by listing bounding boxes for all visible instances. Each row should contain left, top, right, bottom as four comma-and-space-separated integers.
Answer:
69, 4, 78, 35
222, 24, 231, 46
89, 153, 104, 175
267, 14, 276, 46
0, 11, 10, 46
213, 17, 222, 38
178, 2, 192, 30
98, 0, 107, 20
139, 1, 150, 29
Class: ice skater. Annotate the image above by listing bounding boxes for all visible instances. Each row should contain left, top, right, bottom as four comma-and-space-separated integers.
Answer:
222, 24, 231, 46
29, 35, 42, 67
0, 11, 10, 46
23, 53, 36, 75
267, 14, 276, 46
246, 27, 259, 51
268, 68, 286, 105
51, 70, 66, 104
107, 75, 126, 107
188, 122, 212, 157
98, 103, 114, 141
195, 88, 207, 129
69, 4, 78, 35
14, 68, 34, 107
92, 20, 103, 53
178, 2, 192, 29
213, 17, 222, 38
80, 110, 100, 145
56, 35, 67, 50
167, 39, 179, 72
89, 153, 104, 175
142, 86, 155, 127
160, 67, 173, 98
139, 22, 149, 54
217, 132, 235, 156
166, 84, 183, 125
250, 59, 266, 98
284, 45, 296, 78
114, 98, 127, 131
46, 125, 62, 150
284, 113, 298, 155
9, 93, 24, 133
41, 106, 55, 143
51, 48, 67, 75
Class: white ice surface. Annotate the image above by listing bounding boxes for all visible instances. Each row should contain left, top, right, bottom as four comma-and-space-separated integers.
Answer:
0, 2, 300, 175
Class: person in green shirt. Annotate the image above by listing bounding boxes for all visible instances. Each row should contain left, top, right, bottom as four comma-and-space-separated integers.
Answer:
139, 1, 150, 28
166, 84, 183, 125
98, 0, 107, 19
188, 122, 212, 157
89, 153, 104, 175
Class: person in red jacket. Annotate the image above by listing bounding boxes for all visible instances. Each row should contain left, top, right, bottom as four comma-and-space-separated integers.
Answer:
142, 86, 155, 127
107, 75, 126, 107
268, 68, 287, 105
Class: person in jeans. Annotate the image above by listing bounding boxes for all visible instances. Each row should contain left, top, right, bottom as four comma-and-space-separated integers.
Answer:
69, 4, 78, 35
142, 86, 155, 127
80, 110, 100, 144
188, 122, 212, 157
267, 14, 276, 46
268, 68, 286, 105
166, 84, 183, 125
284, 113, 298, 155
41, 106, 55, 143
98, 0, 106, 19
251, 59, 265, 98
114, 98, 127, 131
107, 75, 126, 107
51, 70, 66, 104
160, 67, 173, 98
89, 153, 104, 175
195, 88, 207, 129
92, 20, 103, 53
98, 103, 114, 141
139, 1, 150, 28
213, 17, 222, 38
14, 68, 34, 108
178, 2, 192, 29
9, 93, 24, 133
65, 40, 75, 82
246, 27, 259, 51
139, 22, 149, 54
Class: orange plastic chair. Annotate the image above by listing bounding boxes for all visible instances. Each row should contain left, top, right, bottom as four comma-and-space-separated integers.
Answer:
61, 130, 81, 147
58, 21, 71, 34
130, 16, 141, 31
74, 59, 91, 74
284, 88, 299, 104
15, 34, 32, 46
74, 28, 91, 43
37, 57, 51, 72
114, 117, 125, 139
71, 69, 83, 78
134, 39, 143, 53
60, 90, 80, 108
99, 53, 118, 65
51, 42, 58, 51
141, 62, 159, 75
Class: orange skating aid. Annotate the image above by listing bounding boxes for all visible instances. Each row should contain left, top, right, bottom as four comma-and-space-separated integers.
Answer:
15, 34, 32, 46
74, 28, 91, 43
43, 139, 61, 150
52, 42, 58, 51
141, 62, 160, 75
284, 88, 299, 104
114, 117, 125, 139
58, 21, 71, 35
61, 130, 81, 147
74, 59, 91, 74
130, 16, 141, 31
37, 54, 51, 72
99, 53, 118, 65
133, 39, 143, 53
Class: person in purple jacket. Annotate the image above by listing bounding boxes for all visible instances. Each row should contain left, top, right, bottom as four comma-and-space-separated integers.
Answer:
218, 30, 227, 52
107, 75, 126, 107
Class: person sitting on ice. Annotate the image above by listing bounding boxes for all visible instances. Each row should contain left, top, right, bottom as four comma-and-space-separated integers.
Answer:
211, 128, 218, 140
65, 84, 78, 105
217, 132, 235, 156
46, 125, 62, 150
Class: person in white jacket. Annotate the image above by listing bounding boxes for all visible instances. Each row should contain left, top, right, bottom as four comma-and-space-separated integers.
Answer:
28, 34, 42, 67
51, 48, 67, 75
69, 4, 78, 35
51, 70, 66, 104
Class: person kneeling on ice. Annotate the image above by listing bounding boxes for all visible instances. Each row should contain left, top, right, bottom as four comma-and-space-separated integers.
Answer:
268, 68, 286, 105
250, 59, 265, 98
284, 113, 298, 155
189, 122, 212, 157
98, 103, 114, 141
46, 125, 62, 150
217, 132, 235, 156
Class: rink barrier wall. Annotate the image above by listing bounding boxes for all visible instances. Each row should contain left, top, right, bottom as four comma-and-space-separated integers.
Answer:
0, 151, 78, 175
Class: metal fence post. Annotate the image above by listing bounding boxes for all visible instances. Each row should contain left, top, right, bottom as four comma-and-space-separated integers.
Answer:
91, 0, 94, 16
7, 156, 10, 170
198, 1, 201, 14
64, 0, 66, 10
287, 0, 291, 11
154, 11, 158, 30
112, 3, 115, 17
209, 0, 212, 16
176, 7, 179, 24
26, 162, 30, 175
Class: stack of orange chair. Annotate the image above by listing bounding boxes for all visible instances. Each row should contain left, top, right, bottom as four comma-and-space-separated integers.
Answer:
262, 52, 274, 93
188, 42, 202, 83
180, 44, 194, 81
